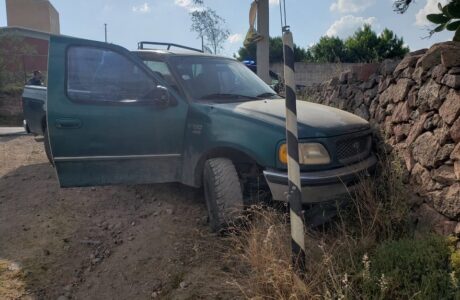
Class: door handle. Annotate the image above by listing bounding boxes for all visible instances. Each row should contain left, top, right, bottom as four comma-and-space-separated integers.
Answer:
55, 118, 82, 129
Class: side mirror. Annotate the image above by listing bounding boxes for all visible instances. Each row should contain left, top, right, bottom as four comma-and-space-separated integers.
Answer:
150, 85, 170, 106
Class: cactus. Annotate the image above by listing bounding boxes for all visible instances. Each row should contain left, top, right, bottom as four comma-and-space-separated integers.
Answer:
427, 1, 460, 41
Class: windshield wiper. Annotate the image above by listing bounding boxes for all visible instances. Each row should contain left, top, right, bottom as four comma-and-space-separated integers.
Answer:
199, 93, 259, 100
256, 92, 280, 99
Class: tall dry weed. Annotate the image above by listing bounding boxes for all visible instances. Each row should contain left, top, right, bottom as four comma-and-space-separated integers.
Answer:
228, 154, 414, 299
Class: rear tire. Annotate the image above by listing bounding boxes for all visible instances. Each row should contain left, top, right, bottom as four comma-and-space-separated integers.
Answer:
44, 130, 54, 166
203, 158, 244, 232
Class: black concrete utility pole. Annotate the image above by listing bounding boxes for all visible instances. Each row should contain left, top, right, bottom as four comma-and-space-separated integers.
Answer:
256, 0, 270, 84
279, 0, 306, 269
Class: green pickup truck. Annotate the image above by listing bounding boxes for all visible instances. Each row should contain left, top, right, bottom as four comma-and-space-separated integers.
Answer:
46, 35, 376, 231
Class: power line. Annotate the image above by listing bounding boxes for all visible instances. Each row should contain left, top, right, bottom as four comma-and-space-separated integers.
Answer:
283, 0, 287, 27
279, 0, 284, 32
279, 0, 289, 33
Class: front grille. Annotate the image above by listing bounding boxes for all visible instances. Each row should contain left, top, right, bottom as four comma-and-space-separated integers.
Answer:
336, 134, 371, 164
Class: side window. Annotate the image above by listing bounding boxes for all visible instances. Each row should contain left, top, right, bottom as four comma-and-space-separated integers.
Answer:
142, 60, 181, 94
175, 63, 203, 82
143, 61, 171, 77
67, 46, 154, 102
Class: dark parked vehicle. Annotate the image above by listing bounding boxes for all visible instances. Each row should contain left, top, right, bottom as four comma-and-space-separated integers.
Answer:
243, 60, 282, 92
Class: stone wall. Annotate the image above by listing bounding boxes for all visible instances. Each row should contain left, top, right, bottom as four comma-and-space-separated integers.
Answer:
270, 62, 380, 87
304, 41, 460, 229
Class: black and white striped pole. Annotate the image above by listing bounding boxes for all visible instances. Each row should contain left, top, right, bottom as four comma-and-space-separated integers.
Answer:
282, 26, 306, 269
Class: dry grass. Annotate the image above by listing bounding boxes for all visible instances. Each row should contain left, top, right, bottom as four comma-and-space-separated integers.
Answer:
229, 208, 313, 299
0, 136, 46, 176
0, 259, 30, 300
228, 154, 414, 299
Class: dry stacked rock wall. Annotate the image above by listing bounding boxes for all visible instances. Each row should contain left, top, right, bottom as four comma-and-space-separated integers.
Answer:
304, 42, 460, 225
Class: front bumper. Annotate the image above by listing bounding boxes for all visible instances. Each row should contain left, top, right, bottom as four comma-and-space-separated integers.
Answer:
263, 154, 377, 204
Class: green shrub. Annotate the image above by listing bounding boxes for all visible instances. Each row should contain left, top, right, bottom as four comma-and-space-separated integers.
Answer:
0, 83, 23, 95
359, 235, 459, 299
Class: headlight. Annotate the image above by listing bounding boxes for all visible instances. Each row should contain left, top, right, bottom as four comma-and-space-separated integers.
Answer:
299, 143, 331, 164
278, 143, 331, 165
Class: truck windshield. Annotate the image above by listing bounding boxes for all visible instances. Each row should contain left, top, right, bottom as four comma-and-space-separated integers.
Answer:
169, 56, 280, 102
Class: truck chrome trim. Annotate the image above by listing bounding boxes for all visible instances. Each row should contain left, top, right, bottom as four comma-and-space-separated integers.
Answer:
263, 155, 377, 203
23, 85, 47, 101
54, 154, 181, 162
264, 155, 376, 185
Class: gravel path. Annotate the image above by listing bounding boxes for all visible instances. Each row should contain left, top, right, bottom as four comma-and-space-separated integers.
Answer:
0, 136, 242, 300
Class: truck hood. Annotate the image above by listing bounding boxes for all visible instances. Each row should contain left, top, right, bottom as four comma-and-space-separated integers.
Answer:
211, 99, 370, 138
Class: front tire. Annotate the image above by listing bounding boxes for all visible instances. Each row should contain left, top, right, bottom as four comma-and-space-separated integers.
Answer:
203, 158, 244, 232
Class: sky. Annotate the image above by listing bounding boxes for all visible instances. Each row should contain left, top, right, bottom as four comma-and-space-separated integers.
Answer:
0, 0, 454, 56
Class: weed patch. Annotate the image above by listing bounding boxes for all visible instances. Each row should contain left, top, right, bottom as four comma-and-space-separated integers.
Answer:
229, 154, 459, 299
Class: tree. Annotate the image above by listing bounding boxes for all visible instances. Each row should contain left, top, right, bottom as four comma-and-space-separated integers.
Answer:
393, 0, 414, 14
267, 37, 308, 63
306, 26, 408, 63
190, 5, 229, 54
0, 34, 37, 90
393, 0, 460, 41
237, 41, 256, 61
306, 36, 347, 63
237, 26, 408, 64
236, 37, 308, 63
345, 24, 380, 63
376, 28, 410, 60
346, 25, 409, 62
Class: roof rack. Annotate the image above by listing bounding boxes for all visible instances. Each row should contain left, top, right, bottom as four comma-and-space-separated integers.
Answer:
137, 41, 203, 53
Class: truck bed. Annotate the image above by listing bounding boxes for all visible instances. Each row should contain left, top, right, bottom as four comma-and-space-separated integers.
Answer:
22, 85, 47, 136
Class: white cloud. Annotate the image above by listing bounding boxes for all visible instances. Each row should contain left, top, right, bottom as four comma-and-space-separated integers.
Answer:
228, 33, 243, 44
175, 0, 192, 8
269, 0, 280, 5
174, 0, 201, 12
132, 2, 151, 13
330, 0, 376, 13
326, 15, 377, 38
415, 0, 449, 26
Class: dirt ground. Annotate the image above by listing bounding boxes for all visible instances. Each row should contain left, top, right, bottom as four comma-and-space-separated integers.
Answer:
0, 135, 243, 300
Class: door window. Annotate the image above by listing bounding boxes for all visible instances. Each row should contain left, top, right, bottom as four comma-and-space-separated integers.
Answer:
143, 60, 172, 77
142, 59, 182, 95
67, 46, 154, 102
